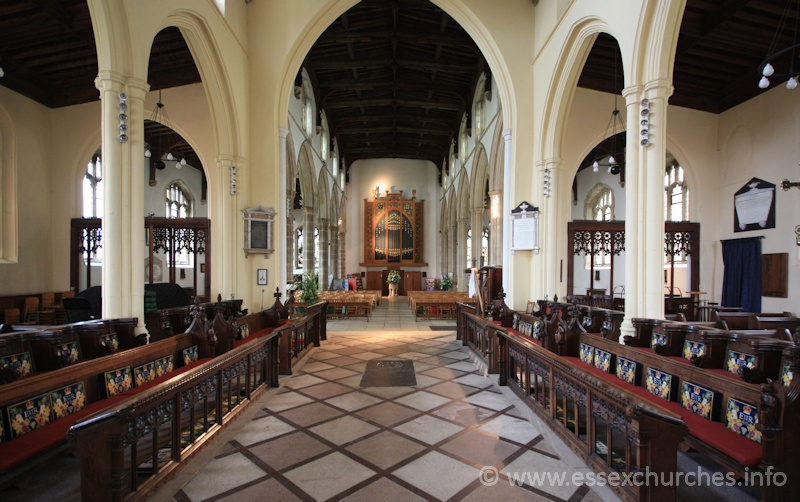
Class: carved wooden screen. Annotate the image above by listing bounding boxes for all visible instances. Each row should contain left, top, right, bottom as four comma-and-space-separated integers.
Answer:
566, 220, 699, 298
71, 217, 211, 301
363, 192, 425, 266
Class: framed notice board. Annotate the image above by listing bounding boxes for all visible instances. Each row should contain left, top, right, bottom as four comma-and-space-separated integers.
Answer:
243, 206, 275, 258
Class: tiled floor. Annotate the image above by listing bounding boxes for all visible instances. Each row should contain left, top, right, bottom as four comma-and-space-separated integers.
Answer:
155, 297, 618, 502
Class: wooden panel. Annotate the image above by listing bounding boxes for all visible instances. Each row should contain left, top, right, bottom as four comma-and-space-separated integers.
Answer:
404, 271, 422, 292
365, 271, 382, 292
762, 253, 788, 298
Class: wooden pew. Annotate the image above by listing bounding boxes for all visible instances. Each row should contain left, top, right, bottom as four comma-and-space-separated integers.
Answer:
0, 307, 218, 491
67, 312, 282, 501
494, 326, 687, 501
713, 311, 794, 331
573, 324, 800, 499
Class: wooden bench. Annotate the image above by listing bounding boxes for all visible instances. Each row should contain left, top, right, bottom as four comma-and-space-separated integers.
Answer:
566, 317, 800, 499
1, 318, 141, 383
408, 291, 476, 319
67, 309, 283, 501
0, 306, 218, 491
494, 326, 687, 501
459, 300, 800, 499
713, 311, 796, 331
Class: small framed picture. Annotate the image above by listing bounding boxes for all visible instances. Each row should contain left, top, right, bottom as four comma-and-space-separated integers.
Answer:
257, 269, 268, 286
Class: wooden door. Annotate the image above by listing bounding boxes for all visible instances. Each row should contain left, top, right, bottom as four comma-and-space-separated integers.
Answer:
404, 271, 422, 293
366, 271, 382, 292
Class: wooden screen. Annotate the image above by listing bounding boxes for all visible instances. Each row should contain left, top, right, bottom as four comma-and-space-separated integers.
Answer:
363, 192, 425, 266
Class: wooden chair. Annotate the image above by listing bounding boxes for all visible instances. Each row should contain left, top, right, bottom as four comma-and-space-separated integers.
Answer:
41, 292, 55, 308
4, 308, 21, 324
22, 297, 40, 322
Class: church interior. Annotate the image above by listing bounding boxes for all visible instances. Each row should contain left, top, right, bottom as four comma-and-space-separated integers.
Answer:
1, 0, 800, 500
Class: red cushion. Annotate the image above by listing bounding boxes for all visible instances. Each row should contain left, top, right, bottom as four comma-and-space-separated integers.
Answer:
0, 395, 129, 471
564, 356, 762, 466
0, 358, 214, 472
234, 326, 279, 348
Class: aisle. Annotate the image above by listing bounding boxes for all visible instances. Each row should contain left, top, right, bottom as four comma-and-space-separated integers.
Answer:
155, 298, 614, 501
326, 295, 455, 332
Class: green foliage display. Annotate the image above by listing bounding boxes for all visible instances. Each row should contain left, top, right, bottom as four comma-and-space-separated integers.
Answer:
387, 270, 401, 284
441, 274, 453, 290
300, 272, 320, 305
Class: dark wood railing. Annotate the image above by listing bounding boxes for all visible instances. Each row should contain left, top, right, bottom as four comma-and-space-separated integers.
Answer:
68, 326, 281, 501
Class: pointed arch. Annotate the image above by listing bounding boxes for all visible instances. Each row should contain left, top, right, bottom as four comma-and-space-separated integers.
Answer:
297, 141, 316, 209
316, 169, 330, 221
488, 115, 504, 193
285, 129, 296, 189
584, 182, 616, 221
457, 169, 470, 219
469, 144, 489, 211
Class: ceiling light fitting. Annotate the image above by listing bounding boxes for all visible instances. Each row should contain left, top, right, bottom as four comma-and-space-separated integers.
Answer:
586, 49, 625, 176
758, 0, 800, 90
145, 90, 179, 171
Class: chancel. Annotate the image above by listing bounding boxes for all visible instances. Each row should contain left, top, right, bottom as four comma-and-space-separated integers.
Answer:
2, 1, 800, 501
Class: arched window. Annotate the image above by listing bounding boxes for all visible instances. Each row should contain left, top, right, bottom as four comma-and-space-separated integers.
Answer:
474, 78, 486, 137
466, 229, 472, 268
296, 227, 304, 270
459, 117, 468, 161
665, 164, 689, 222
665, 164, 689, 265
83, 153, 103, 218
321, 124, 329, 161
584, 184, 615, 267
81, 152, 104, 265
314, 227, 320, 271
166, 182, 193, 266
482, 228, 490, 266
166, 182, 192, 219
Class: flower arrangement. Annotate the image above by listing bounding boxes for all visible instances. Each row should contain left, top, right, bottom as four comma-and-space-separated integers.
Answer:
300, 272, 320, 305
386, 270, 400, 284
441, 274, 453, 290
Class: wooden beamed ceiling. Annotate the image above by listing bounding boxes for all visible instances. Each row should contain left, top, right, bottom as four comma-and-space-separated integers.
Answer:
1, 0, 798, 178
305, 0, 486, 172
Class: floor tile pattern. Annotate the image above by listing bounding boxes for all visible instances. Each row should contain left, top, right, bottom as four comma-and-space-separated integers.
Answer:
161, 297, 608, 502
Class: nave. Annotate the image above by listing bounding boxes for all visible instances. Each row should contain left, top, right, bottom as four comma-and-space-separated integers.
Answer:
4, 297, 760, 502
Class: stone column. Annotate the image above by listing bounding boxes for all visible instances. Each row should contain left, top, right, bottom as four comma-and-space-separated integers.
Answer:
96, 73, 148, 336
216, 155, 240, 300
542, 158, 562, 296
319, 218, 329, 290
339, 228, 346, 279
502, 129, 513, 294
302, 207, 315, 281
620, 82, 672, 337
457, 217, 469, 291
330, 221, 339, 280
470, 208, 483, 268
489, 191, 503, 266
440, 229, 449, 282
280, 127, 293, 287
286, 192, 295, 282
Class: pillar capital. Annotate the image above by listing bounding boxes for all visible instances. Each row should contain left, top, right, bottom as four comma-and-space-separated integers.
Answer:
94, 71, 127, 93
125, 78, 150, 100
